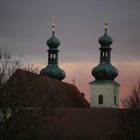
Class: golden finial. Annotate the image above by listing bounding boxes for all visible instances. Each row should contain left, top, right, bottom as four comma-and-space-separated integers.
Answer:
51, 16, 56, 32
104, 12, 108, 30
105, 20, 108, 29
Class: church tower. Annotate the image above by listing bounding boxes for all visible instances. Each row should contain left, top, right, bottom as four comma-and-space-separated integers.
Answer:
90, 21, 120, 108
40, 17, 66, 80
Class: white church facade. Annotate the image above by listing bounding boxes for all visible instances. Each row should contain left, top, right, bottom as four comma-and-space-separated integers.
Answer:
90, 80, 119, 108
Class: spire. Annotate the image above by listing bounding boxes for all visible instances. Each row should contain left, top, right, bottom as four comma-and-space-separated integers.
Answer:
104, 13, 108, 34
52, 16, 56, 35
40, 17, 66, 81
105, 20, 108, 34
91, 21, 118, 80
105, 20, 108, 29
47, 16, 60, 49
98, 20, 113, 47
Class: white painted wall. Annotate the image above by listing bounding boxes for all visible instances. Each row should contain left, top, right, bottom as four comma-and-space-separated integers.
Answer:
90, 81, 119, 108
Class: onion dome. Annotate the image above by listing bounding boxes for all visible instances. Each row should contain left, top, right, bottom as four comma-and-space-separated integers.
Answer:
47, 32, 60, 48
92, 63, 118, 80
91, 21, 118, 80
98, 32, 113, 47
40, 16, 65, 81
40, 64, 65, 80
98, 21, 113, 47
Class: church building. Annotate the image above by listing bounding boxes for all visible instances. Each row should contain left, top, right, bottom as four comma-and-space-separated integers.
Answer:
0, 19, 124, 140
90, 21, 120, 108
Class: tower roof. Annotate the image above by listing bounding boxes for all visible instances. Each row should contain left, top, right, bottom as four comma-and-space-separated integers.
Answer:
1, 69, 89, 108
47, 16, 60, 49
98, 21, 113, 47
92, 21, 118, 80
47, 32, 60, 49
40, 64, 65, 81
92, 63, 118, 80
40, 17, 65, 80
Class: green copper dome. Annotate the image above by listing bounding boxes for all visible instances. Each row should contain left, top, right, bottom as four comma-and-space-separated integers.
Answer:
92, 63, 118, 80
98, 29, 113, 47
40, 19, 65, 81
47, 33, 60, 48
91, 22, 118, 81
40, 64, 65, 80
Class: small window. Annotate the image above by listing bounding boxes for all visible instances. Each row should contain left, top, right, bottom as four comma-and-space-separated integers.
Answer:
50, 54, 53, 58
98, 95, 103, 104
53, 54, 56, 59
114, 96, 116, 105
103, 52, 105, 57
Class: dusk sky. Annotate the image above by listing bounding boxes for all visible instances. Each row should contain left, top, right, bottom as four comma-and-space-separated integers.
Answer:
0, 0, 140, 103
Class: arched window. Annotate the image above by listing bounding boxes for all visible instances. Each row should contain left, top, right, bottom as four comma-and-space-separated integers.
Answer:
98, 95, 103, 104
114, 96, 116, 105
50, 54, 53, 58
53, 54, 56, 59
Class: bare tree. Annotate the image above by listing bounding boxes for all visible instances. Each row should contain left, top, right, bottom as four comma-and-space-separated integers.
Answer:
114, 81, 140, 140
0, 49, 43, 140
122, 81, 140, 110
0, 49, 23, 87
0, 49, 23, 140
